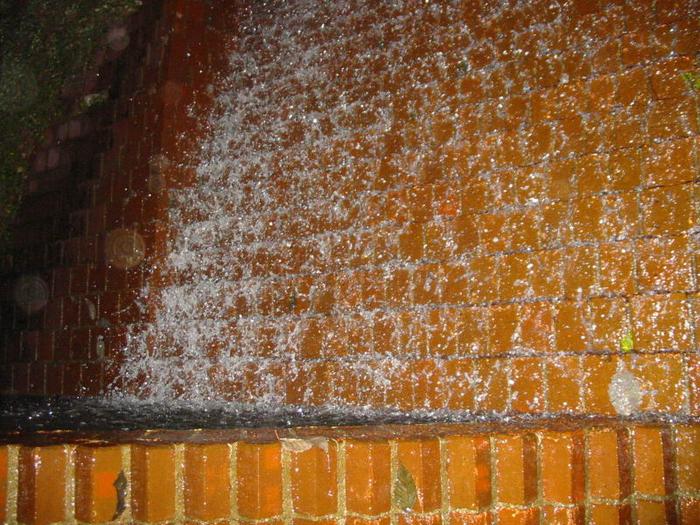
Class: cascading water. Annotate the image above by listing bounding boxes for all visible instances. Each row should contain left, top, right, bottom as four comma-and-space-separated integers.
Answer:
116, 0, 485, 409
106, 0, 695, 422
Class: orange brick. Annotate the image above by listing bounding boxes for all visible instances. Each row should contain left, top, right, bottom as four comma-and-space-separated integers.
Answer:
493, 434, 537, 505
643, 138, 697, 187
541, 506, 584, 525
444, 360, 475, 411
607, 148, 642, 191
397, 514, 442, 525
587, 429, 623, 500
131, 445, 176, 522
488, 304, 518, 354
632, 293, 692, 352
554, 301, 588, 352
184, 444, 231, 521
676, 426, 700, 492
633, 427, 665, 496
636, 236, 693, 293
295, 519, 338, 525
540, 431, 584, 504
640, 184, 693, 236
348, 518, 390, 525
396, 440, 441, 512
496, 508, 539, 525
589, 503, 625, 524
478, 212, 508, 254
569, 196, 605, 243
443, 263, 469, 304
473, 357, 509, 413
75, 446, 122, 523
448, 511, 489, 525
508, 209, 539, 251
290, 441, 337, 516
519, 302, 554, 352
345, 441, 391, 515
385, 267, 411, 307
18, 446, 67, 525
510, 357, 544, 413
424, 222, 453, 260
632, 353, 686, 412
413, 263, 444, 305
497, 252, 531, 301
648, 98, 698, 140
587, 297, 629, 352
615, 68, 651, 108
237, 442, 282, 519
649, 57, 695, 99
444, 436, 490, 511
529, 249, 563, 298
690, 354, 700, 416
562, 246, 598, 298
468, 256, 500, 304
399, 222, 424, 261
547, 355, 583, 413
680, 498, 700, 525
635, 500, 667, 524
583, 355, 618, 415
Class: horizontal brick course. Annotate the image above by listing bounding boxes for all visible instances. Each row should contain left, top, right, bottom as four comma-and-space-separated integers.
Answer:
1, 421, 697, 524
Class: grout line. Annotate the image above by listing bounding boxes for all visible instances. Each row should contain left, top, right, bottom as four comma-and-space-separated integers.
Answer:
438, 437, 449, 523
489, 435, 498, 517
230, 442, 238, 523
6, 446, 18, 525
583, 429, 591, 523
389, 440, 398, 525
65, 445, 76, 525
174, 443, 185, 524
282, 439, 293, 525
337, 439, 347, 525
535, 432, 544, 525
120, 444, 132, 523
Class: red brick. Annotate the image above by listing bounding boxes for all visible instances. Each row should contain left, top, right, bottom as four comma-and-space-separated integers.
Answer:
18, 446, 67, 525
237, 442, 282, 519
493, 434, 537, 505
75, 446, 122, 523
643, 138, 697, 187
587, 429, 628, 500
345, 441, 391, 515
131, 445, 176, 522
676, 426, 700, 492
396, 440, 441, 512
636, 236, 693, 293
540, 431, 584, 503
444, 436, 490, 510
632, 293, 692, 352
184, 444, 231, 520
290, 441, 337, 516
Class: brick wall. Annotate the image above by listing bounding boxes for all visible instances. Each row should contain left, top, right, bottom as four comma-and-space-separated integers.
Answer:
0, 0, 233, 397
1, 422, 699, 524
110, 0, 699, 415
1, 0, 699, 417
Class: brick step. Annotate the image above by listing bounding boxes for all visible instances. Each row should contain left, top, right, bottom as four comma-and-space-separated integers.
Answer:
0, 421, 698, 524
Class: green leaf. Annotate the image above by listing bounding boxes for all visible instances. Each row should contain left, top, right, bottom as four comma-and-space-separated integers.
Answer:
394, 463, 417, 511
681, 71, 700, 91
620, 333, 634, 353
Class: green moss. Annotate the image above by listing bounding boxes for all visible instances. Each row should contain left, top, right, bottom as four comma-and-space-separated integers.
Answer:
0, 0, 141, 249
681, 71, 700, 92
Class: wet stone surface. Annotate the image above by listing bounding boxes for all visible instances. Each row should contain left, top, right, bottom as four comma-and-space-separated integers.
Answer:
1, 396, 697, 436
